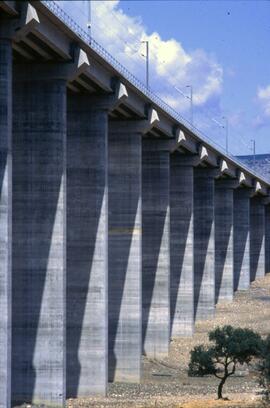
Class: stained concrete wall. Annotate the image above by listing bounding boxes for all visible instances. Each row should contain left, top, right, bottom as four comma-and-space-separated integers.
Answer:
250, 196, 265, 281
194, 167, 215, 321
66, 95, 108, 397
142, 139, 170, 358
12, 66, 66, 406
215, 180, 235, 303
108, 122, 142, 383
170, 154, 194, 337
0, 38, 12, 408
233, 188, 251, 291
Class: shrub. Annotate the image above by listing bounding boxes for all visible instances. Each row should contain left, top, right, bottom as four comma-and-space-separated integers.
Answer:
188, 325, 263, 399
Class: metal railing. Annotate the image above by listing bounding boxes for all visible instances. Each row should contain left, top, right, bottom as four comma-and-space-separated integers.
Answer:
41, 0, 269, 185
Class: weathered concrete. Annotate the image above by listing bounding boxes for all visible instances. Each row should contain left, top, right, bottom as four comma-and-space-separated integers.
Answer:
170, 154, 194, 337
194, 167, 216, 321
250, 196, 265, 281
215, 180, 236, 303
142, 139, 170, 357
108, 121, 142, 383
265, 205, 270, 274
0, 37, 12, 408
233, 188, 251, 291
12, 66, 66, 406
66, 95, 108, 397
1, 3, 270, 404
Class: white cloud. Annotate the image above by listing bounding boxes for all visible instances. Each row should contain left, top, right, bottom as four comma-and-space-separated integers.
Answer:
59, 1, 270, 155
89, 0, 223, 113
257, 85, 270, 117
252, 85, 270, 129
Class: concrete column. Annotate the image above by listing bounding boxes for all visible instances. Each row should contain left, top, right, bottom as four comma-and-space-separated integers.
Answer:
66, 95, 108, 397
215, 180, 236, 303
12, 66, 66, 406
108, 121, 142, 383
170, 154, 194, 337
142, 139, 170, 358
265, 205, 270, 274
233, 188, 251, 290
250, 196, 265, 281
0, 36, 12, 408
194, 167, 216, 321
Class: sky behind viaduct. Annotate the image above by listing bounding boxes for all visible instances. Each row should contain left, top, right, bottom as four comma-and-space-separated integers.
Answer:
60, 0, 270, 156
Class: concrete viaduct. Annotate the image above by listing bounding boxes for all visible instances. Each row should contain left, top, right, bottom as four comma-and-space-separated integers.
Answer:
0, 1, 269, 406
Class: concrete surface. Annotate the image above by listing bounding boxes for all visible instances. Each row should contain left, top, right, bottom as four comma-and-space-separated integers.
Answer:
0, 37, 12, 408
66, 95, 108, 397
194, 167, 216, 321
108, 121, 142, 383
170, 154, 194, 337
250, 197, 265, 282
142, 139, 170, 357
12, 66, 66, 407
233, 188, 251, 291
215, 180, 235, 303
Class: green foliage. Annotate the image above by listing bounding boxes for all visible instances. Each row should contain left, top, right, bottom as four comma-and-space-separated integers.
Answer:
209, 325, 263, 364
188, 325, 263, 399
188, 345, 216, 376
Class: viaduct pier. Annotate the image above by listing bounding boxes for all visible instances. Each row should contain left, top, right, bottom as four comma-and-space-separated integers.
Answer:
0, 1, 269, 406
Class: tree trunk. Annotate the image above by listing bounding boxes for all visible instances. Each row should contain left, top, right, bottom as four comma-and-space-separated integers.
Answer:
217, 376, 227, 399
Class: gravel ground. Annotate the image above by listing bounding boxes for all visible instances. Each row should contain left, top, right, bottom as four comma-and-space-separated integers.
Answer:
67, 274, 270, 408
16, 274, 270, 408
167, 274, 270, 372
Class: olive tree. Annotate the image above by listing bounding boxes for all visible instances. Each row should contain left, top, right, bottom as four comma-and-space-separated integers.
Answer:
188, 325, 263, 399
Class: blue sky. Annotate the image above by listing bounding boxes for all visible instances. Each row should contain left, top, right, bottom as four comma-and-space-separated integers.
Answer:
60, 0, 270, 155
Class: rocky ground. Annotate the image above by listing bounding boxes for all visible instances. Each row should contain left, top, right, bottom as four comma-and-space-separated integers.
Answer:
15, 274, 270, 408
67, 274, 270, 408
